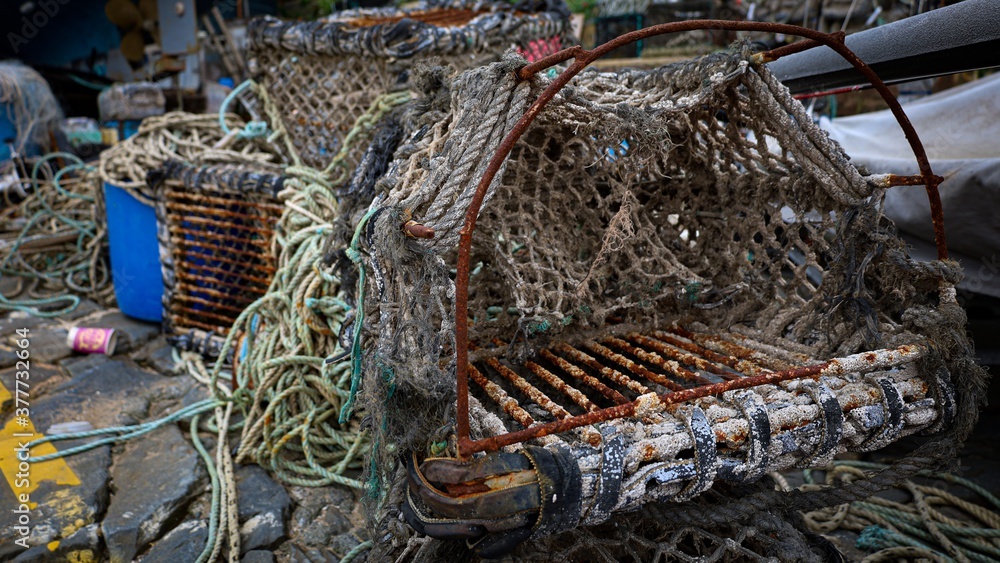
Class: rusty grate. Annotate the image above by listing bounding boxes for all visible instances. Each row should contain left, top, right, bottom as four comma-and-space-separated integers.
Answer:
464, 326, 924, 455
155, 163, 285, 336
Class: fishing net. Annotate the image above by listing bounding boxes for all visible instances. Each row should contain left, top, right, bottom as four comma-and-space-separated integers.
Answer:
0, 62, 60, 156
345, 44, 986, 559
247, 0, 570, 170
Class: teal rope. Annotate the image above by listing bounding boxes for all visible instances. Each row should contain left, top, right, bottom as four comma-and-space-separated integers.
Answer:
0, 152, 103, 317
26, 399, 222, 462
339, 204, 380, 424
340, 540, 373, 563
190, 413, 223, 563
218, 80, 270, 139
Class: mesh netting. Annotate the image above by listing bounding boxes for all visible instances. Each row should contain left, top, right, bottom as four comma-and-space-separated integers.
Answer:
373, 48, 881, 354
345, 44, 986, 559
248, 0, 569, 170
0, 62, 60, 156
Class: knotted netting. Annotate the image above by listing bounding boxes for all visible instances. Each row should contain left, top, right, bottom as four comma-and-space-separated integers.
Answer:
343, 41, 986, 559
247, 0, 570, 171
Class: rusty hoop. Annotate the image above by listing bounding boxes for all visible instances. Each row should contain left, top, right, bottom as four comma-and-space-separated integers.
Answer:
450, 21, 947, 458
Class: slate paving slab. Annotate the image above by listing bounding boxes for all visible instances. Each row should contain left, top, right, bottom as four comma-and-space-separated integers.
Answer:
102, 424, 206, 563
0, 364, 63, 416
243, 549, 277, 563
12, 327, 72, 364
141, 519, 208, 563
0, 355, 201, 559
237, 465, 292, 553
0, 358, 125, 559
12, 522, 102, 563
134, 336, 181, 375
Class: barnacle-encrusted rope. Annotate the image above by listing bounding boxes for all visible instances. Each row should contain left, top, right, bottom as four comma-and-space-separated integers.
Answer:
0, 152, 114, 316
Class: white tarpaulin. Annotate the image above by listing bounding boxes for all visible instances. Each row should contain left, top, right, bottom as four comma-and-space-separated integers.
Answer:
821, 73, 1000, 297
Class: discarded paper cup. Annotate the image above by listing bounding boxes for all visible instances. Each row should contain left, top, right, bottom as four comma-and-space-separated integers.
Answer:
67, 327, 117, 356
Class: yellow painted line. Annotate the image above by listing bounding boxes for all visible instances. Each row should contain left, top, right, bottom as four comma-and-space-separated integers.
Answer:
0, 381, 11, 405
0, 381, 81, 505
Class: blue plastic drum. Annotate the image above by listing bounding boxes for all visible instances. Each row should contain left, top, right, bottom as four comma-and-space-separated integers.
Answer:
103, 183, 164, 322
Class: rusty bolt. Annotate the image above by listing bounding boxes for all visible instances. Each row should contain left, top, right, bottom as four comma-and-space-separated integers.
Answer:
403, 220, 435, 239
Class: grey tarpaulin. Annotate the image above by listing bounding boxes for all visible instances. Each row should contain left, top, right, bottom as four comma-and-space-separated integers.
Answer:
820, 73, 1000, 297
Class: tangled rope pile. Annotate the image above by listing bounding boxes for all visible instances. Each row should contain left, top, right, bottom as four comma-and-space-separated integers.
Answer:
219, 91, 410, 489
790, 461, 1000, 563
1, 153, 113, 316
99, 111, 288, 195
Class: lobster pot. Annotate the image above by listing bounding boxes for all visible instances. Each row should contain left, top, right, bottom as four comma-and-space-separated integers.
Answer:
353, 50, 979, 554
153, 161, 285, 336
247, 0, 569, 170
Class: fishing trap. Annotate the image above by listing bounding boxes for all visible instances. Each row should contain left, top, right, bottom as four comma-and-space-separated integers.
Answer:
345, 20, 983, 559
246, 0, 569, 171
151, 160, 285, 337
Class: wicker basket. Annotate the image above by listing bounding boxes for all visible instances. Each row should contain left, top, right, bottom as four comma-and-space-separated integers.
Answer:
247, 0, 569, 170
151, 161, 285, 336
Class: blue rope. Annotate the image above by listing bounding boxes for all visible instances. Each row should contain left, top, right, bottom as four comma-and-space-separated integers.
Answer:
218, 80, 270, 139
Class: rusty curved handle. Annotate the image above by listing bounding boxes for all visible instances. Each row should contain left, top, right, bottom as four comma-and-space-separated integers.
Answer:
451, 21, 946, 458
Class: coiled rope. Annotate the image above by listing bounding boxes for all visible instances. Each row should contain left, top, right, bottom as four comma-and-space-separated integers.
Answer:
0, 152, 113, 316
779, 460, 1000, 563
20, 90, 408, 563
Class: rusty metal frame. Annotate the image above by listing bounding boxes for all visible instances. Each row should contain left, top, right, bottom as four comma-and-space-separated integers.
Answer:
449, 21, 948, 459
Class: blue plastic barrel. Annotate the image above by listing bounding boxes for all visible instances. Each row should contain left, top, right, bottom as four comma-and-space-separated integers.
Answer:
104, 183, 164, 322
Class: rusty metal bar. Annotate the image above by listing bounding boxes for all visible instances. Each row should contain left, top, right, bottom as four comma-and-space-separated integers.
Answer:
403, 221, 435, 239
628, 332, 741, 380
650, 330, 769, 377
469, 364, 534, 428
484, 357, 571, 421
539, 349, 629, 405
583, 341, 685, 392
455, 20, 946, 458
755, 31, 846, 63
885, 174, 946, 187
461, 344, 923, 455
671, 327, 797, 372
554, 343, 651, 396
603, 336, 712, 385
524, 361, 598, 412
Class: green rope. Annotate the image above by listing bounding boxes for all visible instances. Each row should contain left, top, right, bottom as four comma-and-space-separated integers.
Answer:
801, 461, 1000, 563
340, 203, 380, 424
0, 152, 111, 316
26, 399, 222, 462
190, 413, 223, 563
339, 540, 373, 563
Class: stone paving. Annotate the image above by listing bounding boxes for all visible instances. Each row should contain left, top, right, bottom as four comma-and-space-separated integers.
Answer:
0, 304, 368, 563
